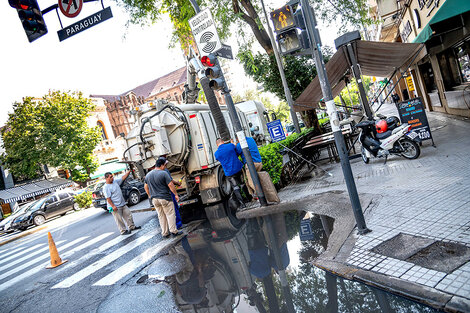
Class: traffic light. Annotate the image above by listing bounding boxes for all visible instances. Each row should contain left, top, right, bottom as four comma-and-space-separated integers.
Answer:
9, 0, 48, 43
201, 54, 226, 91
270, 3, 311, 55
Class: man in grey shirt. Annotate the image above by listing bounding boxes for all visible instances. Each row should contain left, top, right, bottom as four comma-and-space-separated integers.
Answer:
144, 157, 181, 238
103, 170, 141, 235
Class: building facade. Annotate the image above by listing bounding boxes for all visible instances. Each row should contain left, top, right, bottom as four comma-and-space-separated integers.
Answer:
91, 67, 227, 138
369, 0, 470, 117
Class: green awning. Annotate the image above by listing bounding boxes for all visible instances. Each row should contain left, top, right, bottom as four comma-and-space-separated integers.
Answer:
90, 161, 127, 179
413, 0, 470, 43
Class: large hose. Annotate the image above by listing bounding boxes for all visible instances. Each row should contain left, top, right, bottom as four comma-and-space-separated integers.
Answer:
199, 77, 231, 142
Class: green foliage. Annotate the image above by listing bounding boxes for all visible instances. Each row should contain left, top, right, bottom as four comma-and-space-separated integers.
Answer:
238, 51, 319, 102
74, 191, 92, 209
336, 76, 372, 108
260, 128, 313, 185
116, 0, 375, 49
1, 91, 101, 182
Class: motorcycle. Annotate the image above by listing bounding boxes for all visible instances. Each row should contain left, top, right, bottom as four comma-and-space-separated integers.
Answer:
355, 116, 421, 164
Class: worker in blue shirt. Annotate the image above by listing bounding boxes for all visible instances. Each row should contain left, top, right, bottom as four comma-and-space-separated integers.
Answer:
236, 136, 263, 198
214, 138, 246, 208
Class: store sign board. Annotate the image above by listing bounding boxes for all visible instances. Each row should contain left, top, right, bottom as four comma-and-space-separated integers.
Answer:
397, 97, 433, 141
406, 76, 415, 92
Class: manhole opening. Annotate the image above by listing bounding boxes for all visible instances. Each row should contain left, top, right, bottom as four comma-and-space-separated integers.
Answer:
371, 233, 470, 273
406, 241, 470, 273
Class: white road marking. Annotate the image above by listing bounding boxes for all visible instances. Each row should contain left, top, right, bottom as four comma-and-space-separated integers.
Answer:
52, 229, 159, 289
0, 243, 47, 262
0, 237, 86, 281
0, 233, 113, 292
94, 239, 168, 286
0, 243, 49, 268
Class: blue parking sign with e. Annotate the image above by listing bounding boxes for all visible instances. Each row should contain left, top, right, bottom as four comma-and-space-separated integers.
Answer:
267, 120, 286, 142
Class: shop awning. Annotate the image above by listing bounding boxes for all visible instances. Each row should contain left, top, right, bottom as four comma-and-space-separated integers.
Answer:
90, 161, 127, 179
0, 177, 73, 204
294, 40, 423, 111
413, 0, 470, 43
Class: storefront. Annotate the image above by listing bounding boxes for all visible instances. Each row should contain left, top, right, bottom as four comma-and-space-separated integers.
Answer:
398, 0, 470, 117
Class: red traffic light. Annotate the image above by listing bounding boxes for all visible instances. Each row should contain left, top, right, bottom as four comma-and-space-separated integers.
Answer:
9, 0, 33, 10
201, 55, 216, 67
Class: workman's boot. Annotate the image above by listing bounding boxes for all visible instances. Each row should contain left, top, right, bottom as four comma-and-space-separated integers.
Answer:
233, 188, 246, 209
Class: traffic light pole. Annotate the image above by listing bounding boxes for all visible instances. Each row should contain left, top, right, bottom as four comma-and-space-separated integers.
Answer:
300, 0, 371, 234
259, 0, 301, 134
188, 0, 268, 207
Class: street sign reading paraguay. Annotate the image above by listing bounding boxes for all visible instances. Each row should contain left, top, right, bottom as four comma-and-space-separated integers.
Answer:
58, 0, 83, 18
57, 7, 113, 42
189, 8, 222, 57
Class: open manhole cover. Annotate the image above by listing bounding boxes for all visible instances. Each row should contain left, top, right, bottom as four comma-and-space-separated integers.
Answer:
372, 233, 470, 273
406, 241, 470, 273
371, 233, 435, 260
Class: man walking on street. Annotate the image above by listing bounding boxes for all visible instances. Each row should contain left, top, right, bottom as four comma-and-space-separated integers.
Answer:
103, 170, 141, 235
144, 157, 182, 238
214, 138, 246, 208
236, 136, 263, 198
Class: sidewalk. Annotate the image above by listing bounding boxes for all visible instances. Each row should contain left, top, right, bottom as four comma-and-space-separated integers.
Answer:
309, 103, 470, 312
238, 103, 470, 311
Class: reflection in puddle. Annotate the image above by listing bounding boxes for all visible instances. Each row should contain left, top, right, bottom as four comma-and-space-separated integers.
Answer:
150, 212, 441, 313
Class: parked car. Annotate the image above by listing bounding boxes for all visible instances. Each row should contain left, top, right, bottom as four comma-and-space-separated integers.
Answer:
92, 178, 147, 210
11, 190, 79, 231
285, 121, 306, 137
0, 202, 35, 233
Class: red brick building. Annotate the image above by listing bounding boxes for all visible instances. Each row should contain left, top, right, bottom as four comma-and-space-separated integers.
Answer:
91, 67, 226, 138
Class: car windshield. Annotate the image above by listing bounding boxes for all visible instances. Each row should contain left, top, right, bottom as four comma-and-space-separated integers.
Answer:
95, 182, 106, 190
26, 198, 47, 212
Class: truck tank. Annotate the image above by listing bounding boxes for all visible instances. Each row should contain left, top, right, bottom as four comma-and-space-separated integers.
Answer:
124, 101, 250, 174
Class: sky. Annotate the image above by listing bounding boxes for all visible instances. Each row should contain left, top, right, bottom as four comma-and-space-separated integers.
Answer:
0, 0, 340, 127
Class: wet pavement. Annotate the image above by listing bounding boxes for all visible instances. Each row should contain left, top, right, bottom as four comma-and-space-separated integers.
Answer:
98, 212, 442, 312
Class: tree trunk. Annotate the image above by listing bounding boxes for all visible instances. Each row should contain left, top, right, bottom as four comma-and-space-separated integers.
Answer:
233, 0, 273, 54
300, 109, 322, 135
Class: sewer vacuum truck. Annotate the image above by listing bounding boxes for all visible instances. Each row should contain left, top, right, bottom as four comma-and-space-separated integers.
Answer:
123, 99, 252, 230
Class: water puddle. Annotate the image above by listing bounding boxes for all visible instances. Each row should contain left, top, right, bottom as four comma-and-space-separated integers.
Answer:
142, 212, 442, 312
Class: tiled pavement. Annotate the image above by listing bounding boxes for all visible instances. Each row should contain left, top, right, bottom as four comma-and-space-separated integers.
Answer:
307, 104, 470, 304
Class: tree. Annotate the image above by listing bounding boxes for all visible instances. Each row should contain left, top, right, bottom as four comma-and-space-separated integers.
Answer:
115, 0, 370, 131
1, 91, 101, 182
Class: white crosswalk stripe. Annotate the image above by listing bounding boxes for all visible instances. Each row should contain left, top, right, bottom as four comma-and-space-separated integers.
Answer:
0, 237, 84, 281
0, 233, 113, 293
52, 229, 160, 289
0, 243, 50, 268
94, 239, 168, 286
0, 243, 47, 263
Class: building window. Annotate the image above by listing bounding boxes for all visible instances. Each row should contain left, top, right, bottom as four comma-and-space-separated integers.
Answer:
456, 42, 470, 83
97, 121, 108, 140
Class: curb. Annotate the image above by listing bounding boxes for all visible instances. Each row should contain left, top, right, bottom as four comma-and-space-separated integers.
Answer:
314, 258, 470, 313
0, 226, 48, 247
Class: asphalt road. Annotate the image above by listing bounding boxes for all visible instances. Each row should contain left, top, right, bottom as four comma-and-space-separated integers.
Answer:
0, 200, 162, 313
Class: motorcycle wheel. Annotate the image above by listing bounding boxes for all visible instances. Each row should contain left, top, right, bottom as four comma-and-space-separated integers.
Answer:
399, 138, 420, 159
361, 146, 370, 164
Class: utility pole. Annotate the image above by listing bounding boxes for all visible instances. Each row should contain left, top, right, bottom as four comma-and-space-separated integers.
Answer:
300, 0, 371, 234
188, 0, 268, 207
260, 0, 301, 133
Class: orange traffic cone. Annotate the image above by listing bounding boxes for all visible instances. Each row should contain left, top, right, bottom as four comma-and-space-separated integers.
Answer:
46, 232, 68, 269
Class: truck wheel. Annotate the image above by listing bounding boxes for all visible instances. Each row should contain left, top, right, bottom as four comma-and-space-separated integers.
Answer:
205, 199, 244, 231
217, 166, 232, 199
